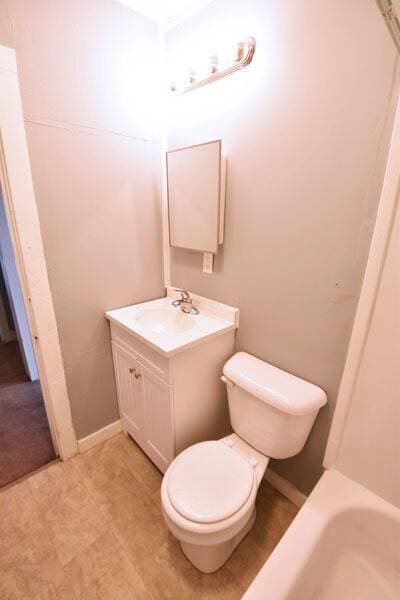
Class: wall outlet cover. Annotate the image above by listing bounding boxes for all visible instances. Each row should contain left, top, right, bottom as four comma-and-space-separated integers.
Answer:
203, 252, 214, 274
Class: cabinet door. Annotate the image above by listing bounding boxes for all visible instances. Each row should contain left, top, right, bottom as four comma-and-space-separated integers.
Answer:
111, 342, 145, 447
140, 364, 174, 473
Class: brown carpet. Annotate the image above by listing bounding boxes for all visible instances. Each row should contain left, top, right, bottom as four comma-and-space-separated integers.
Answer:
0, 339, 29, 385
0, 340, 56, 488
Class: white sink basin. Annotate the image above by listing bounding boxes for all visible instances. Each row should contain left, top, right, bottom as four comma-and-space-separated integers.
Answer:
106, 291, 239, 356
135, 308, 195, 334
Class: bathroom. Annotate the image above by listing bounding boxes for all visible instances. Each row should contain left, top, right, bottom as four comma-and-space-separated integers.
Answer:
0, 0, 399, 597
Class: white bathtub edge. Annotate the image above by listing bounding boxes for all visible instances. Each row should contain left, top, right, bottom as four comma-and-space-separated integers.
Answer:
243, 469, 400, 599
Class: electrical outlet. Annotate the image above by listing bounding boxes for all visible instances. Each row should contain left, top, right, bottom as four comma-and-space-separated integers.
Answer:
203, 252, 214, 274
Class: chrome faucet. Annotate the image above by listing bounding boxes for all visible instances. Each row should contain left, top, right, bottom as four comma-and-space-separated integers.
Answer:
171, 289, 199, 315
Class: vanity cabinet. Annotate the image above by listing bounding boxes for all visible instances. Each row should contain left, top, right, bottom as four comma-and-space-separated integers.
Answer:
109, 321, 235, 473
111, 340, 174, 471
112, 344, 145, 446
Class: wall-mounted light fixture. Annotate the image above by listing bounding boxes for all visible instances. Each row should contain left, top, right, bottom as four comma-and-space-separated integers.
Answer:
170, 36, 256, 95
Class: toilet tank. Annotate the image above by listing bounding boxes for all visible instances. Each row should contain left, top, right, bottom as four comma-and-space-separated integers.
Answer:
222, 352, 327, 459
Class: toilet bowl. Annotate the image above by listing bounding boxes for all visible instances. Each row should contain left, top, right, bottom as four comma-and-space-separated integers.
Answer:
161, 433, 269, 573
161, 351, 327, 573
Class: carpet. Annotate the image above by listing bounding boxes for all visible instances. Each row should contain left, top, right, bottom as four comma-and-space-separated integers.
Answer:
0, 339, 28, 386
0, 341, 56, 488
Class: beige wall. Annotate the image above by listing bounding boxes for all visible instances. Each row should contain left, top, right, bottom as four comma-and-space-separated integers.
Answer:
0, 0, 12, 47
337, 203, 400, 507
165, 0, 398, 493
0, 0, 164, 439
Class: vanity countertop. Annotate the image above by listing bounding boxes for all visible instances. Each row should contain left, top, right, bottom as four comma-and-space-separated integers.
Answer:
105, 289, 239, 357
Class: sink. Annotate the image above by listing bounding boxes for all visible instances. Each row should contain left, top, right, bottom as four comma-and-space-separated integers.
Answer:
106, 291, 239, 356
135, 308, 196, 334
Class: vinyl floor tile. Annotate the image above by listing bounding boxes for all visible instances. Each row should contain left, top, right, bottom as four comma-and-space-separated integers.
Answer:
1, 433, 298, 599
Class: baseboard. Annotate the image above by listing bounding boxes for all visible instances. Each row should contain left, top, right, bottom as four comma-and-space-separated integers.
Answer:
77, 420, 122, 453
264, 468, 307, 508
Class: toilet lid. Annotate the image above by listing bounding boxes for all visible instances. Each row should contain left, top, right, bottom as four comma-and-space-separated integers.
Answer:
167, 441, 255, 524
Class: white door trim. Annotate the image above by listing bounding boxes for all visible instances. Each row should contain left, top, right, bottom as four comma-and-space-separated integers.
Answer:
0, 45, 77, 459
324, 92, 400, 468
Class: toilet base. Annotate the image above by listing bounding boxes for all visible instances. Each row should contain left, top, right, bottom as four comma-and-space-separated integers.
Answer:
180, 508, 257, 573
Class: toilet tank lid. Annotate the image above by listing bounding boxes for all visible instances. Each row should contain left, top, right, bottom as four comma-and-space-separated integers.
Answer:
223, 352, 327, 416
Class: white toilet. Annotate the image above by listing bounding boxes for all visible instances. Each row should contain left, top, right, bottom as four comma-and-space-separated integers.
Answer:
161, 351, 327, 573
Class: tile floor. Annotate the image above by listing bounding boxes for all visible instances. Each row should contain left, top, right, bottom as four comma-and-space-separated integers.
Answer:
0, 433, 298, 599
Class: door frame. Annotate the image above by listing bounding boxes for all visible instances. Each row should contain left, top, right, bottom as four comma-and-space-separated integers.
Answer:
0, 45, 77, 459
0, 190, 39, 381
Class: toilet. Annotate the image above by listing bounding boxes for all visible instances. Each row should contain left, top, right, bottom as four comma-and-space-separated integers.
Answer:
161, 351, 327, 573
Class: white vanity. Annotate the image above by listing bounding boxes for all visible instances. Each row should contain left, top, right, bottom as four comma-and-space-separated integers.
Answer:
106, 289, 239, 473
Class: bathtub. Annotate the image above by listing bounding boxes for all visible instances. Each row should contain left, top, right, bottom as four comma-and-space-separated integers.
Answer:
244, 470, 400, 599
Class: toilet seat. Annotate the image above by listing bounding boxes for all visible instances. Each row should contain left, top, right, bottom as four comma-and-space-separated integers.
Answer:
167, 441, 255, 524
161, 434, 269, 550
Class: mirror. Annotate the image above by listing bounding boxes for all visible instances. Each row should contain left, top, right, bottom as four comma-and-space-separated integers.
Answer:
167, 140, 225, 253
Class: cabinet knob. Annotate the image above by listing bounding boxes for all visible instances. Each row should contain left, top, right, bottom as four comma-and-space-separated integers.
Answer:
129, 367, 136, 374
134, 373, 141, 379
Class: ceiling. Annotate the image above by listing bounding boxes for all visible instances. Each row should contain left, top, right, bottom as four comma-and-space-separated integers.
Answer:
116, 0, 212, 24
